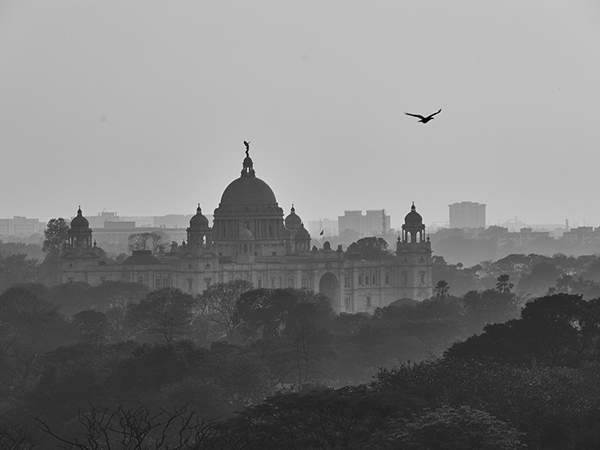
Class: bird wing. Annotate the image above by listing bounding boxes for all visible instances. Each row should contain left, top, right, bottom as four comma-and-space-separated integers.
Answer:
405, 112, 426, 120
429, 109, 442, 117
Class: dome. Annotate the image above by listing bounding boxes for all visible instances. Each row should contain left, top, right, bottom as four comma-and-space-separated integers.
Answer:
189, 204, 209, 229
404, 203, 423, 225
219, 176, 278, 208
238, 228, 254, 240
70, 207, 89, 229
295, 223, 310, 240
121, 250, 162, 266
285, 205, 302, 230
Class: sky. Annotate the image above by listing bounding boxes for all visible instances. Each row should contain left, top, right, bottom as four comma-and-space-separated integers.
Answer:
1, 1, 599, 229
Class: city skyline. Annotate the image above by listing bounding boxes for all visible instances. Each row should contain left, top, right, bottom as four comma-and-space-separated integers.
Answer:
1, 2, 599, 228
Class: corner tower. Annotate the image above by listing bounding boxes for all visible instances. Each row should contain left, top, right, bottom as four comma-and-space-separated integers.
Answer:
395, 203, 433, 300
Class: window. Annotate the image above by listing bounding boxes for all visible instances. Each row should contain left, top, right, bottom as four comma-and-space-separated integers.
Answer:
385, 273, 390, 284
403, 272, 408, 284
302, 278, 308, 288
205, 278, 212, 289
272, 252, 277, 256
344, 276, 349, 287
366, 296, 372, 308
372, 275, 376, 285
358, 276, 362, 285
345, 297, 352, 311
155, 278, 161, 288
163, 277, 169, 287
258, 278, 262, 288
288, 278, 294, 288
187, 278, 193, 292
420, 272, 425, 284
271, 278, 276, 288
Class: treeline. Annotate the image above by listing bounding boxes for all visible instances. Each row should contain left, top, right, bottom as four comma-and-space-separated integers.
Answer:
433, 252, 600, 298
3, 286, 599, 448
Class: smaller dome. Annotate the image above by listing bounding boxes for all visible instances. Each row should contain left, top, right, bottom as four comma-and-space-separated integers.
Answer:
284, 205, 302, 230
238, 228, 254, 240
190, 204, 209, 229
122, 250, 162, 266
71, 207, 89, 229
295, 223, 310, 240
404, 202, 423, 225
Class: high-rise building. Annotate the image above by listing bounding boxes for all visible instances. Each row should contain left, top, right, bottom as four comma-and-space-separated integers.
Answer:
448, 201, 486, 229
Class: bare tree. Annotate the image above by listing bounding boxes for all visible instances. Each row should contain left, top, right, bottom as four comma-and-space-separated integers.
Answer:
197, 280, 253, 341
36, 405, 217, 450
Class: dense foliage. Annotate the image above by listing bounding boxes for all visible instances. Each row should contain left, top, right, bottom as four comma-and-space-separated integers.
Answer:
1, 251, 600, 447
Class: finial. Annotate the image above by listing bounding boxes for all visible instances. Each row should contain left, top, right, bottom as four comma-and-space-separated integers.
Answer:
411, 202, 416, 211
291, 204, 295, 213
197, 203, 201, 214
77, 206, 82, 215
243, 140, 250, 157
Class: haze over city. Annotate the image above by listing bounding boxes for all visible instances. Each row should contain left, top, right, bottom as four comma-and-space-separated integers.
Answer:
1, 1, 599, 226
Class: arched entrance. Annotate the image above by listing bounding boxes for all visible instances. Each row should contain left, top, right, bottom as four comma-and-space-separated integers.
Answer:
319, 273, 339, 309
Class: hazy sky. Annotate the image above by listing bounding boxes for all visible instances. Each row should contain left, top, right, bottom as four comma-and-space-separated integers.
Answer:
1, 1, 599, 229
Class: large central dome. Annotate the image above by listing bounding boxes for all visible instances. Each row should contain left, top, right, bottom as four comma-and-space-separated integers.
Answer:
214, 146, 282, 216
219, 176, 278, 207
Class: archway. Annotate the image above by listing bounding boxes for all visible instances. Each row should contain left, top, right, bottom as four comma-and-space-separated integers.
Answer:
319, 273, 339, 308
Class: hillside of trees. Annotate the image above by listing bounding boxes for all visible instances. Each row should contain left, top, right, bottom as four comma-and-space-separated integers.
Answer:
2, 231, 600, 448
0, 275, 599, 448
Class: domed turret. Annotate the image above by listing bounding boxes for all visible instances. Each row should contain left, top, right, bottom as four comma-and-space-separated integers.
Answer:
70, 207, 89, 229
186, 204, 212, 251
189, 204, 209, 229
402, 203, 426, 243
285, 205, 302, 231
68, 207, 92, 250
404, 202, 423, 226
293, 223, 311, 254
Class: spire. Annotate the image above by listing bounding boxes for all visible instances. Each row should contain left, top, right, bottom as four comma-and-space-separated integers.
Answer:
197, 203, 201, 214
241, 141, 255, 177
291, 204, 295, 214
77, 206, 82, 216
411, 202, 416, 211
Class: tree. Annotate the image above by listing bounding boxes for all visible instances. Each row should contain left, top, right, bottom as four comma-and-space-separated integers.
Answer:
41, 218, 70, 285
0, 253, 39, 293
346, 237, 393, 260
390, 405, 523, 450
556, 274, 573, 294
197, 280, 254, 341
126, 288, 201, 344
42, 218, 69, 257
495, 274, 514, 294
36, 405, 217, 450
434, 280, 450, 298
127, 232, 169, 254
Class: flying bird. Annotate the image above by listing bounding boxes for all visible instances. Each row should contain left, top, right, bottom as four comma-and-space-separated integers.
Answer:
405, 109, 442, 124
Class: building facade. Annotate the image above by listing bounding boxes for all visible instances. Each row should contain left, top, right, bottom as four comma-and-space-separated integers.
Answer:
61, 149, 433, 313
338, 209, 391, 237
448, 201, 486, 229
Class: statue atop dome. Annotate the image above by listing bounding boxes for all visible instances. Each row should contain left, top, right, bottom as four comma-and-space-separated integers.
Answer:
241, 141, 255, 177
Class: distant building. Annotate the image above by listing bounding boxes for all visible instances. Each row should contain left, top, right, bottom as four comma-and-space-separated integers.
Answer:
0, 216, 44, 237
448, 202, 486, 229
308, 219, 338, 237
338, 209, 391, 237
